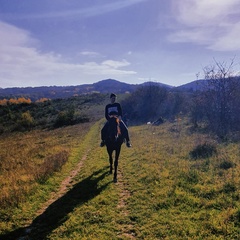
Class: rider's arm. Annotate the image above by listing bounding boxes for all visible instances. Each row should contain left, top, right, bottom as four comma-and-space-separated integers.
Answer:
105, 105, 110, 120
117, 103, 123, 118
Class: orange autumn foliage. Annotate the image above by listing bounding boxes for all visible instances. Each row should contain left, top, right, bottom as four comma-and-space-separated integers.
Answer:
0, 97, 32, 105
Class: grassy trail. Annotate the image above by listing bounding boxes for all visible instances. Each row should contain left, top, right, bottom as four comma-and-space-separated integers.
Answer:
1, 120, 137, 239
1, 119, 239, 239
34, 120, 137, 239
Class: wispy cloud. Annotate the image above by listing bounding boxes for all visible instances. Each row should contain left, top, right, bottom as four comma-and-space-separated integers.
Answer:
168, 0, 240, 51
1, 0, 146, 20
79, 51, 101, 57
0, 21, 136, 88
102, 59, 131, 68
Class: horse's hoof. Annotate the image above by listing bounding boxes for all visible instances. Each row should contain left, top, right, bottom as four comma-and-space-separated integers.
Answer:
113, 178, 117, 183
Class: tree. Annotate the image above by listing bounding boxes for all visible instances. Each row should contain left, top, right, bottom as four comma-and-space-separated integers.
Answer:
192, 58, 240, 139
121, 84, 170, 124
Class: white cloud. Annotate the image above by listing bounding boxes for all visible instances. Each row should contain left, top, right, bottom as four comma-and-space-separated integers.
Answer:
0, 21, 136, 88
79, 51, 101, 57
102, 59, 131, 68
0, 21, 37, 46
174, 0, 239, 26
208, 23, 240, 51
168, 0, 240, 51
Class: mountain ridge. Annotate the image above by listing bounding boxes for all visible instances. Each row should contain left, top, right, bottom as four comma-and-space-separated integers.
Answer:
0, 79, 175, 101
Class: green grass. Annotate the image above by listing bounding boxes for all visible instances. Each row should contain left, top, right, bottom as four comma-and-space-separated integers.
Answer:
118, 121, 240, 239
0, 119, 240, 239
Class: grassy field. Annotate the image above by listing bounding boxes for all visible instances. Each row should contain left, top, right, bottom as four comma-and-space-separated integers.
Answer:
0, 118, 240, 239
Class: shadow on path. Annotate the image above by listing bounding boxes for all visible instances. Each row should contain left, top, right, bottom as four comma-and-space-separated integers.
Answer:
0, 167, 110, 240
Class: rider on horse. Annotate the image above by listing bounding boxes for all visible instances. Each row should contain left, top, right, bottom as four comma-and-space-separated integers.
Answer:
100, 93, 132, 148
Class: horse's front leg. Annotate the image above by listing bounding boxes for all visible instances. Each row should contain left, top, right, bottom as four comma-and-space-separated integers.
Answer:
107, 147, 113, 174
113, 146, 121, 183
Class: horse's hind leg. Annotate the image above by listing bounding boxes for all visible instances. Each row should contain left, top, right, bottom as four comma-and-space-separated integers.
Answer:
108, 148, 113, 174
113, 147, 121, 183
113, 160, 118, 183
110, 162, 113, 174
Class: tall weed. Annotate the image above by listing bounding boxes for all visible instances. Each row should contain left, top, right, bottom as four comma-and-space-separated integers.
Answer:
0, 123, 91, 208
34, 150, 69, 183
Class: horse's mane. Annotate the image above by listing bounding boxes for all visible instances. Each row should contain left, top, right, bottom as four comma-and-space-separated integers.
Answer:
106, 116, 123, 144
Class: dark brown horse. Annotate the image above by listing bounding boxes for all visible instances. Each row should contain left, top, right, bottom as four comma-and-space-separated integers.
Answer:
105, 116, 124, 182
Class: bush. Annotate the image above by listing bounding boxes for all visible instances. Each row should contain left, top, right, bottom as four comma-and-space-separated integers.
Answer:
219, 160, 234, 170
222, 182, 236, 193
230, 209, 240, 227
178, 170, 200, 186
21, 111, 34, 126
0, 125, 4, 134
54, 110, 74, 127
190, 143, 217, 159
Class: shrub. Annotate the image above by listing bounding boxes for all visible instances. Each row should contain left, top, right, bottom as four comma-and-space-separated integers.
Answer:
20, 111, 35, 128
190, 143, 217, 159
219, 160, 234, 170
222, 182, 236, 193
178, 170, 200, 187
230, 209, 240, 227
54, 110, 73, 127
0, 124, 4, 134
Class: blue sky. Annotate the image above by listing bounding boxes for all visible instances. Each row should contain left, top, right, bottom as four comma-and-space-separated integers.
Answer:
0, 0, 240, 88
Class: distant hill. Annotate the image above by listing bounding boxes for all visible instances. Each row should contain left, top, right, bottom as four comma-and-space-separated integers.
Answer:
1, 77, 240, 101
175, 79, 208, 91
0, 79, 173, 101
139, 81, 173, 89
92, 79, 137, 93
176, 76, 240, 91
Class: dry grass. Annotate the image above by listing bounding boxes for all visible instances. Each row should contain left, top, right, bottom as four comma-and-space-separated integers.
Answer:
34, 150, 69, 183
0, 123, 91, 208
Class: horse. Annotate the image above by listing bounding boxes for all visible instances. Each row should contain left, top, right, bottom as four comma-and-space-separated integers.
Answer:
105, 116, 124, 183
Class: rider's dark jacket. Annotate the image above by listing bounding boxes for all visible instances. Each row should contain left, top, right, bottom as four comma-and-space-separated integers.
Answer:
105, 103, 122, 121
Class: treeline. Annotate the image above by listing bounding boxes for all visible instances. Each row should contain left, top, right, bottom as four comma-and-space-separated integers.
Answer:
0, 86, 87, 101
122, 61, 240, 141
1, 80, 240, 141
0, 93, 106, 134
1, 61, 240, 141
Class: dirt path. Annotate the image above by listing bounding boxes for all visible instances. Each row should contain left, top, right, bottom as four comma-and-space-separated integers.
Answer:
34, 149, 90, 217
116, 169, 136, 239
16, 149, 90, 240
